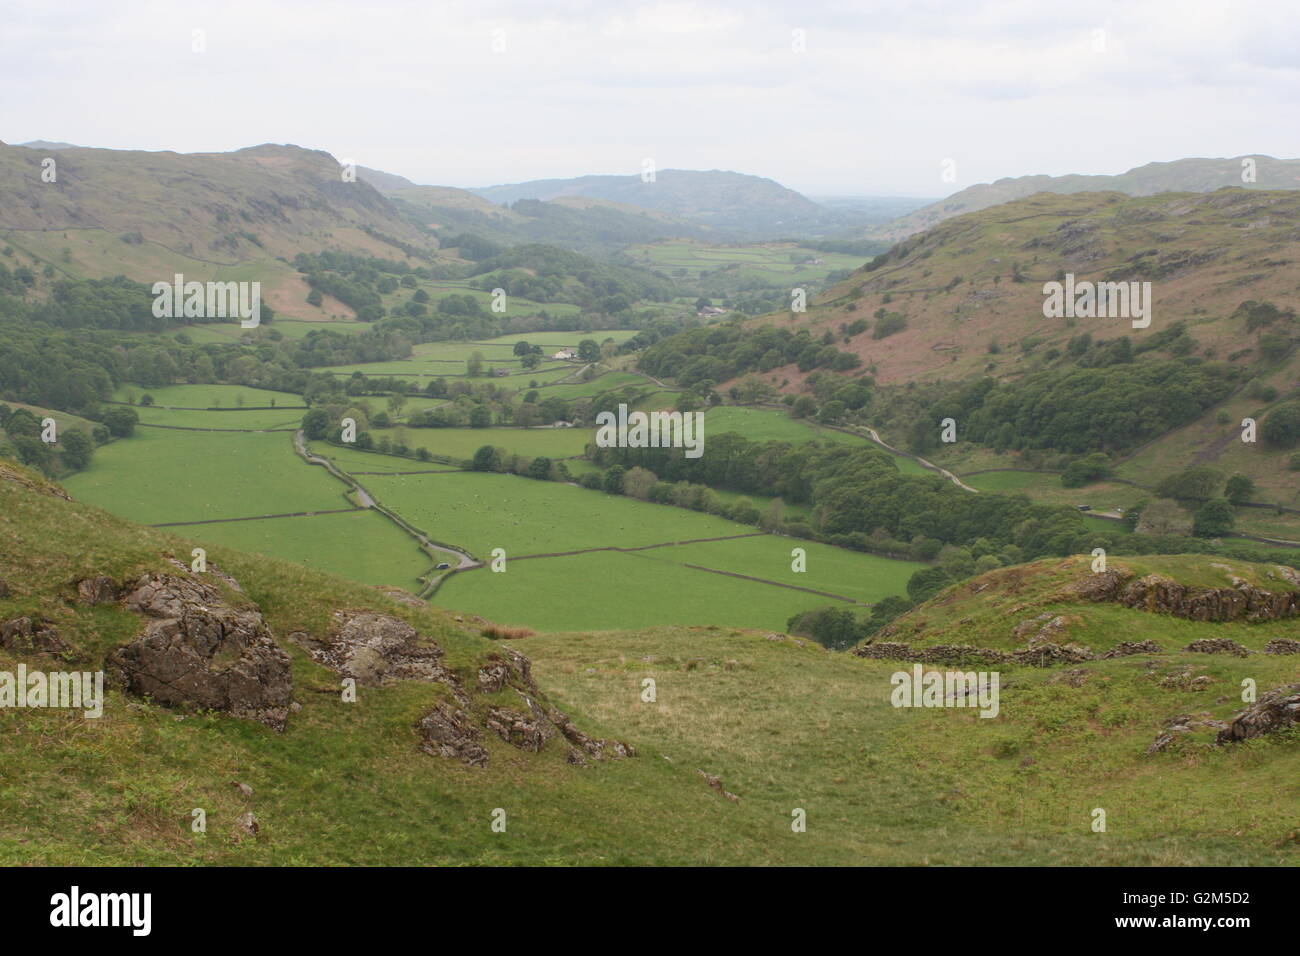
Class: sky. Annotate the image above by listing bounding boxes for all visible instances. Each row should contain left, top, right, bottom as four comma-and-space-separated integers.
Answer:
3, 0, 1298, 197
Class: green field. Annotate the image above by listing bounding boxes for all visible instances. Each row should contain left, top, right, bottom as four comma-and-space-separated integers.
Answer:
179, 508, 429, 589
529, 370, 652, 400
378, 425, 592, 462
63, 429, 348, 525
360, 470, 748, 556
306, 440, 460, 473
439, 550, 840, 631
113, 383, 302, 409
623, 240, 864, 287
318, 330, 637, 379
439, 532, 925, 631
642, 534, 924, 604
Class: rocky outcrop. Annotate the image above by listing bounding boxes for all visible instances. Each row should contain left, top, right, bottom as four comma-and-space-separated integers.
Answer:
477, 649, 537, 696
0, 616, 68, 654
1264, 638, 1300, 655
292, 610, 452, 686
75, 575, 119, 606
698, 770, 740, 802
1147, 713, 1230, 754
1184, 638, 1249, 657
1075, 570, 1300, 622
106, 572, 292, 731
1012, 613, 1071, 643
1101, 640, 1164, 659
1216, 684, 1300, 744
485, 705, 551, 752
854, 640, 1092, 667
417, 701, 489, 766
288, 615, 632, 769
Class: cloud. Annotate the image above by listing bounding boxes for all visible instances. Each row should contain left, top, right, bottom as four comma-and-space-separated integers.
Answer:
2, 0, 1296, 194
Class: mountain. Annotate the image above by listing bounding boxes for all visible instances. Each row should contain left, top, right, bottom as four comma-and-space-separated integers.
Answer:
872, 156, 1300, 242
470, 169, 856, 238
0, 142, 443, 275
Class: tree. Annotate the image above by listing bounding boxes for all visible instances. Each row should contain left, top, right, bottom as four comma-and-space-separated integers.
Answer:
602, 465, 625, 495
1193, 498, 1234, 537
467, 352, 484, 377
1262, 401, 1300, 448
512, 340, 532, 356
791, 395, 817, 419
302, 408, 330, 440
102, 407, 139, 438
577, 339, 600, 363
471, 445, 500, 471
1224, 474, 1255, 505
60, 428, 93, 471
818, 400, 846, 424
469, 405, 491, 428
1155, 466, 1221, 503
907, 567, 954, 602
1061, 452, 1112, 488
306, 289, 323, 307
622, 466, 657, 500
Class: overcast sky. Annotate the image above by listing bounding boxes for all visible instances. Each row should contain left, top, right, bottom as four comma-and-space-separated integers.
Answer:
4, 0, 1297, 196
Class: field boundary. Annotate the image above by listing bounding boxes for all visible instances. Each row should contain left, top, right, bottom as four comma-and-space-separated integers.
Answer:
151, 507, 363, 527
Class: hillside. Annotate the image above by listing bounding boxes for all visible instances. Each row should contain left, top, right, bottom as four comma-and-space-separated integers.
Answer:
681, 188, 1300, 521
470, 169, 857, 238
384, 182, 704, 255
2, 456, 1298, 865
872, 155, 1300, 242
0, 142, 447, 317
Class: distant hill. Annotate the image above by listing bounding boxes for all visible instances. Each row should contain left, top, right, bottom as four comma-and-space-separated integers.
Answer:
649, 187, 1300, 514
470, 169, 861, 239
0, 141, 442, 270
872, 156, 1300, 242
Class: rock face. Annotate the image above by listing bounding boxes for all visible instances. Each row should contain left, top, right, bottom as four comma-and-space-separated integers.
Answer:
1076, 570, 1300, 622
417, 701, 489, 766
106, 572, 292, 731
292, 610, 452, 686
0, 617, 68, 654
75, 575, 119, 606
1216, 684, 1300, 744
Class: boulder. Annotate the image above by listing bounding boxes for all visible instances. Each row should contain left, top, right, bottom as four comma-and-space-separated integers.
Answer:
0, 616, 68, 654
293, 610, 450, 686
107, 572, 292, 731
1216, 684, 1300, 744
75, 575, 119, 605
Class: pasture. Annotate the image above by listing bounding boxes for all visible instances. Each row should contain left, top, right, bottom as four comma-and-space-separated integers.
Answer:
63, 428, 347, 525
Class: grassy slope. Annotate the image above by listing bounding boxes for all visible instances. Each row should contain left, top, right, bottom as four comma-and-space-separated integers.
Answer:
3, 461, 1297, 864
